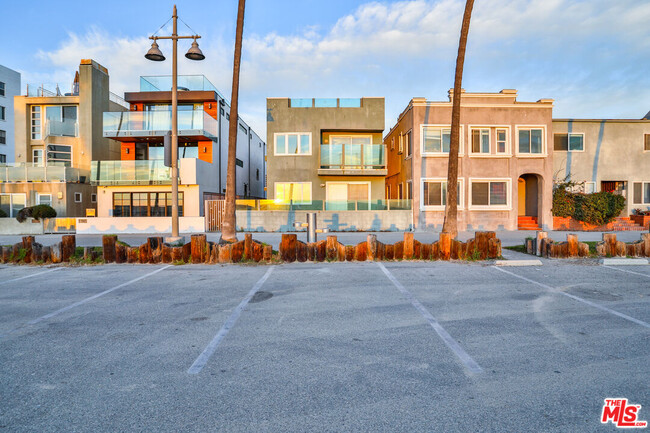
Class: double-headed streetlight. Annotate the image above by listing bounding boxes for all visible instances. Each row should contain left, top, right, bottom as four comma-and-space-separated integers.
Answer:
145, 4, 204, 240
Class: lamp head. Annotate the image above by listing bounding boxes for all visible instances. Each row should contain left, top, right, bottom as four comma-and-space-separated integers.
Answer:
185, 38, 205, 61
145, 40, 165, 61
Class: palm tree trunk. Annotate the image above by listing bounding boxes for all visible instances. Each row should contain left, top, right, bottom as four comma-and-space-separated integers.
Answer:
442, 0, 474, 239
221, 0, 246, 242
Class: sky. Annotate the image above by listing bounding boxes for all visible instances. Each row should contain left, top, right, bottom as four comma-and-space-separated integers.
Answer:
1, 0, 649, 137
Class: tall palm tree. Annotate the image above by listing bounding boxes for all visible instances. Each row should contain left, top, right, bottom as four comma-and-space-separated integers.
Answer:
221, 0, 246, 243
442, 0, 475, 239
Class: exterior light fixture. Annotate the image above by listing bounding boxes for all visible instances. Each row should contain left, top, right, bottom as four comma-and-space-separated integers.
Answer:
185, 38, 205, 61
145, 40, 166, 61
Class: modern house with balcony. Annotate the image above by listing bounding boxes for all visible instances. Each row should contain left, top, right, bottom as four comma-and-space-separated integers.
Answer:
385, 90, 555, 231
93, 75, 265, 218
266, 97, 386, 210
0, 64, 21, 164
1, 59, 124, 218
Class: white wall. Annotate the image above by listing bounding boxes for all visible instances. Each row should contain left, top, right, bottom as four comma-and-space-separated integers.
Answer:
0, 65, 21, 163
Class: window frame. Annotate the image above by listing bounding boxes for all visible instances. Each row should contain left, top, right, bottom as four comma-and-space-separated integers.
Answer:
274, 182, 312, 205
632, 181, 650, 205
644, 134, 650, 152
515, 126, 547, 156
405, 130, 412, 158
0, 129, 5, 145
31, 106, 42, 140
91, 193, 97, 203
420, 124, 464, 157
0, 154, 6, 164
468, 178, 512, 210
0, 105, 5, 121
584, 181, 596, 194
273, 132, 312, 156
46, 144, 73, 166
74, 192, 82, 203
420, 177, 465, 210
36, 193, 52, 206
1, 193, 26, 217
111, 192, 184, 217
0, 81, 5, 97
554, 132, 585, 152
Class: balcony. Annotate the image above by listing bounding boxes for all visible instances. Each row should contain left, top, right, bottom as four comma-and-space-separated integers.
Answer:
318, 143, 387, 176
45, 119, 78, 138
0, 163, 88, 183
91, 158, 214, 186
103, 110, 218, 141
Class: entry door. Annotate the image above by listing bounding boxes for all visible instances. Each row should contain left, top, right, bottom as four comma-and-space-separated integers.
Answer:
327, 183, 348, 210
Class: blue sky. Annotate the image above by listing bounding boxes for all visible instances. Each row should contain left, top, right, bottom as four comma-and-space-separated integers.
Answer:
1, 0, 649, 136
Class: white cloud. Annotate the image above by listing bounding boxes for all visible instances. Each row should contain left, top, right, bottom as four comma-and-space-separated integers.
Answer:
26, 0, 650, 136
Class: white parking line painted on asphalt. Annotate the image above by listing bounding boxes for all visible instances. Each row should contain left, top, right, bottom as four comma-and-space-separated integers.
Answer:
603, 265, 650, 279
188, 266, 275, 375
377, 263, 483, 374
0, 267, 62, 285
493, 266, 650, 330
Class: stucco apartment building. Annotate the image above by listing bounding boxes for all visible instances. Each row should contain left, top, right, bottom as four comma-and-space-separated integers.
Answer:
1, 59, 123, 218
553, 116, 650, 215
0, 64, 21, 164
385, 89, 554, 231
266, 97, 386, 209
94, 75, 265, 218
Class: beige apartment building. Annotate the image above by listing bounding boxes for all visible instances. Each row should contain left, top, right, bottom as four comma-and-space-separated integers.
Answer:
553, 117, 650, 215
266, 97, 386, 209
385, 89, 555, 231
0, 59, 124, 217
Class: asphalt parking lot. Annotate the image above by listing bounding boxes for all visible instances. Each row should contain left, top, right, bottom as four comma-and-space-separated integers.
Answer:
0, 261, 648, 432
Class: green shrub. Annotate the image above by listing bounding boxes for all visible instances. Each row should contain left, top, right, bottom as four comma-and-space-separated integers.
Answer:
0, 208, 7, 218
552, 184, 625, 225
551, 187, 574, 217
15, 204, 57, 222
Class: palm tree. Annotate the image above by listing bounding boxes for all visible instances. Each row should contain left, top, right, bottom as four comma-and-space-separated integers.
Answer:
221, 0, 246, 243
442, 0, 475, 238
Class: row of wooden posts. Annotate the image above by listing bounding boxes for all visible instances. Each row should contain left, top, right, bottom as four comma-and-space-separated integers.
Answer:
0, 231, 503, 264
526, 232, 650, 258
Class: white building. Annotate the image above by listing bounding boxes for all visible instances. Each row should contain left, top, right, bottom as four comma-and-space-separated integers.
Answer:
0, 65, 21, 163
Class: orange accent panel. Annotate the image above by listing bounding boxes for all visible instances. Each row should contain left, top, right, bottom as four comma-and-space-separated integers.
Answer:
121, 142, 135, 160
198, 140, 213, 163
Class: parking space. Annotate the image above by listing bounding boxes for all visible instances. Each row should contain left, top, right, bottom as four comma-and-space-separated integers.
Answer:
0, 262, 648, 432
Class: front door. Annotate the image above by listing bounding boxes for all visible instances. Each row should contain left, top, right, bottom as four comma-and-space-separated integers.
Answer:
326, 182, 370, 210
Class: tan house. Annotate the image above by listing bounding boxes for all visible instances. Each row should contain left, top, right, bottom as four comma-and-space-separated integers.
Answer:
385, 89, 555, 231
266, 97, 386, 209
0, 59, 124, 217
553, 117, 650, 215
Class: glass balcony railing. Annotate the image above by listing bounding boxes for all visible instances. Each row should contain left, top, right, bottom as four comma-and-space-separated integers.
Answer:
320, 143, 386, 170
45, 119, 78, 137
103, 110, 218, 139
91, 160, 172, 185
234, 199, 411, 211
139, 75, 226, 99
0, 163, 88, 183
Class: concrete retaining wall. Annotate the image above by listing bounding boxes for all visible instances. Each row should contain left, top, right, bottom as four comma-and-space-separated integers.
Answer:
0, 218, 44, 235
76, 217, 205, 234
236, 210, 413, 232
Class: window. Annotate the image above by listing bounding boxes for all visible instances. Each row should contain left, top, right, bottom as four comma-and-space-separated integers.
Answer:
422, 127, 451, 154
274, 133, 311, 155
554, 133, 583, 151
406, 181, 412, 200
0, 154, 5, 163
471, 180, 509, 208
633, 182, 650, 204
496, 129, 508, 153
386, 184, 391, 199
398, 183, 403, 200
518, 128, 544, 154
239, 123, 247, 134
471, 129, 490, 154
0, 193, 26, 218
31, 106, 41, 140
0, 130, 5, 145
645, 134, 650, 151
390, 137, 395, 151
74, 192, 82, 203
47, 144, 72, 166
0, 81, 5, 97
236, 158, 244, 168
91, 193, 97, 203
256, 169, 259, 181
584, 182, 596, 194
37, 193, 52, 206
275, 182, 312, 204
33, 149, 43, 166
422, 179, 463, 209
405, 131, 412, 157
113, 192, 183, 217
0, 106, 5, 120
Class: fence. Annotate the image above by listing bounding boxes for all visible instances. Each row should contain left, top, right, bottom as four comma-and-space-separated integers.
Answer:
205, 200, 226, 232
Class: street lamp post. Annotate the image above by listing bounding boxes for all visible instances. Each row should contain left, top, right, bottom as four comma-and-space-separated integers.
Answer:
145, 4, 204, 240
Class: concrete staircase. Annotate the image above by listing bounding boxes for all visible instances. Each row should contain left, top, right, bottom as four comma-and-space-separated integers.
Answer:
518, 216, 540, 231
608, 217, 647, 231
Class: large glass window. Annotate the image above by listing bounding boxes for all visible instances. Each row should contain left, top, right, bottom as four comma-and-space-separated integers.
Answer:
33, 149, 44, 166
45, 105, 77, 137
471, 181, 508, 207
0, 193, 26, 218
422, 127, 451, 154
275, 133, 310, 155
31, 106, 41, 140
519, 129, 544, 154
633, 182, 650, 205
422, 180, 462, 208
275, 182, 312, 204
554, 133, 584, 151
0, 154, 6, 164
112, 192, 183, 217
471, 129, 490, 153
47, 144, 72, 166
37, 193, 52, 206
